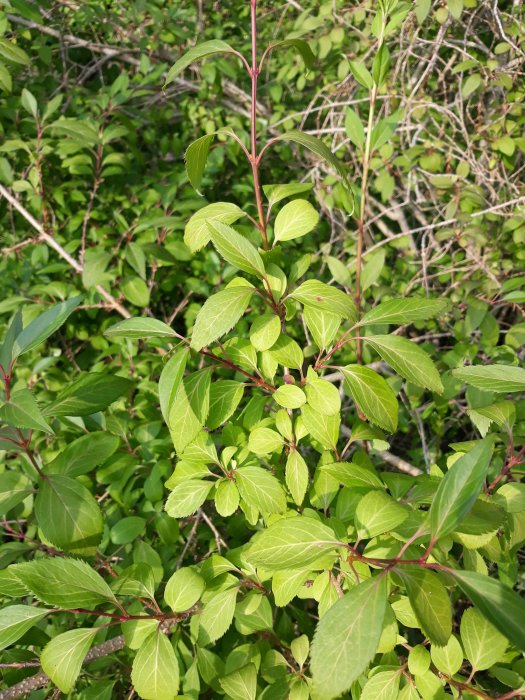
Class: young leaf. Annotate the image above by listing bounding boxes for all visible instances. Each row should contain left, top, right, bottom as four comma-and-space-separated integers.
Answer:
305, 378, 341, 416
286, 449, 309, 506
249, 313, 280, 351
341, 365, 398, 432
131, 630, 180, 699
360, 670, 400, 700
263, 183, 313, 209
395, 567, 451, 646
269, 335, 304, 370
274, 384, 306, 409
185, 201, 244, 252
34, 475, 104, 555
0, 389, 53, 434
430, 634, 463, 676
360, 298, 449, 326
290, 280, 355, 319
247, 516, 340, 569
11, 557, 116, 608
0, 606, 49, 651
42, 373, 132, 417
428, 438, 493, 541
355, 490, 408, 538
219, 663, 257, 700
452, 364, 525, 393
301, 404, 340, 450
207, 380, 244, 429
248, 427, 284, 455
349, 60, 374, 89
451, 570, 525, 651
235, 466, 287, 514
310, 576, 388, 700
164, 567, 205, 612
104, 318, 177, 339
372, 44, 391, 86
165, 39, 238, 85
165, 479, 213, 518
303, 306, 341, 350
191, 285, 254, 351
158, 348, 189, 424
208, 220, 265, 277
274, 199, 319, 243
460, 607, 508, 670
366, 335, 443, 393
12, 296, 82, 359
41, 628, 97, 694
198, 588, 238, 644
345, 107, 365, 149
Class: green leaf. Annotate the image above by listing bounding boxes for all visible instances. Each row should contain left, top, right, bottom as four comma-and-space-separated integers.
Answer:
208, 220, 265, 277
451, 570, 525, 651
0, 389, 53, 434
355, 490, 408, 538
236, 466, 287, 514
122, 276, 150, 307
366, 335, 443, 393
310, 576, 388, 699
208, 379, 244, 429
12, 296, 82, 359
452, 364, 525, 393
158, 348, 189, 424
34, 475, 104, 555
274, 384, 306, 409
110, 517, 146, 545
274, 199, 319, 243
165, 479, 213, 518
0, 471, 32, 514
219, 663, 257, 700
0, 605, 49, 651
104, 318, 177, 339
428, 438, 493, 541
462, 73, 481, 98
165, 39, 238, 84
285, 449, 309, 506
184, 133, 214, 194
215, 479, 240, 516
249, 313, 280, 351
167, 373, 209, 453
42, 372, 132, 417
360, 298, 449, 326
164, 567, 204, 612
345, 107, 365, 149
341, 365, 398, 432
360, 670, 400, 700
0, 311, 22, 369
301, 405, 340, 450
247, 516, 340, 569
0, 38, 30, 66
11, 557, 116, 608
274, 131, 349, 187
41, 628, 97, 694
191, 285, 254, 351
430, 634, 463, 676
305, 378, 341, 416
349, 60, 374, 89
263, 183, 313, 208
372, 44, 391, 86
269, 335, 304, 370
320, 461, 384, 489
131, 630, 180, 699
248, 427, 284, 455
49, 118, 99, 145
198, 588, 237, 644
267, 38, 315, 70
460, 607, 508, 670
303, 306, 341, 350
46, 432, 119, 477
185, 201, 244, 252
290, 280, 355, 320
396, 567, 451, 646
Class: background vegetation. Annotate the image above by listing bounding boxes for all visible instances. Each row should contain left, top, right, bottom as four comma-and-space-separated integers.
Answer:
0, 1, 524, 699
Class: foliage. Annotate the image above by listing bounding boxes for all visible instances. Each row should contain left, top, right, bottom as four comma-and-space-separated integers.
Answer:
0, 1, 524, 699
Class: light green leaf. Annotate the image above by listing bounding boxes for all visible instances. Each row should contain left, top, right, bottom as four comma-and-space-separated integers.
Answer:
408, 645, 430, 675
183, 127, 237, 194
310, 576, 387, 699
349, 60, 373, 89
372, 44, 391, 86
355, 490, 408, 538
263, 183, 313, 209
0, 605, 49, 651
12, 296, 82, 359
41, 628, 97, 694
219, 663, 257, 700
248, 427, 284, 455
198, 588, 237, 644
285, 449, 309, 506
291, 280, 355, 320
320, 461, 384, 489
207, 380, 244, 430
430, 634, 463, 676
0, 472, 32, 514
301, 404, 340, 450
360, 298, 449, 326
105, 318, 177, 339
11, 557, 116, 608
42, 373, 132, 417
208, 220, 265, 277
165, 39, 237, 85
274, 384, 306, 409
0, 311, 22, 369
168, 381, 203, 454
0, 389, 53, 434
462, 73, 481, 98
158, 348, 189, 424
345, 107, 364, 149
165, 479, 213, 519
341, 365, 398, 432
274, 199, 319, 243
249, 313, 280, 351
185, 201, 244, 252
215, 479, 240, 516
0, 38, 30, 66
303, 306, 341, 350
451, 570, 525, 651
428, 438, 493, 541
122, 276, 150, 307
360, 670, 400, 700
273, 131, 349, 187
131, 630, 180, 699
460, 607, 508, 670
46, 432, 119, 477
267, 38, 315, 70
305, 378, 341, 416
247, 516, 340, 569
452, 364, 525, 393
49, 118, 99, 145
268, 335, 304, 370
34, 475, 103, 555
236, 466, 287, 514
366, 335, 443, 393
396, 567, 451, 646
191, 285, 254, 351
164, 567, 204, 612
